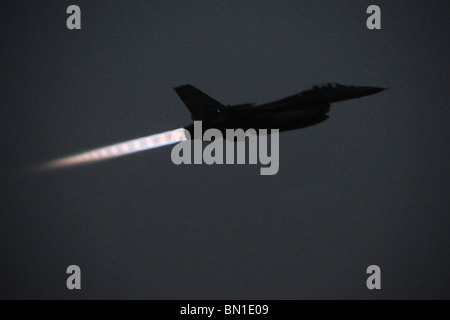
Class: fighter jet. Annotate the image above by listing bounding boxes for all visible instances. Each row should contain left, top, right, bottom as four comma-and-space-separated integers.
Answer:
177, 82, 387, 134
38, 83, 386, 170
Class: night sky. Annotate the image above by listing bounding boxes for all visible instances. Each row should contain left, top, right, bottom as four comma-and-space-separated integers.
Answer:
1, 1, 450, 299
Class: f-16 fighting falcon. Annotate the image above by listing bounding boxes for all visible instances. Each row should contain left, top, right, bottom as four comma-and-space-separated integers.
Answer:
38, 83, 387, 170
177, 82, 387, 134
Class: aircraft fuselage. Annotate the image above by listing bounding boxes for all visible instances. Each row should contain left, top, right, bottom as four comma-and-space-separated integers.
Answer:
183, 83, 386, 134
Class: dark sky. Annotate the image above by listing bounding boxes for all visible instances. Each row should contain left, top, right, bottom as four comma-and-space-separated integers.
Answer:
1, 1, 450, 299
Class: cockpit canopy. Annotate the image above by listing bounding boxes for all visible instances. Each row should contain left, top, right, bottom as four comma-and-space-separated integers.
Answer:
312, 82, 342, 90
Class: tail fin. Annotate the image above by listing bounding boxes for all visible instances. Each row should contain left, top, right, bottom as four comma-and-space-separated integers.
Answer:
174, 85, 224, 120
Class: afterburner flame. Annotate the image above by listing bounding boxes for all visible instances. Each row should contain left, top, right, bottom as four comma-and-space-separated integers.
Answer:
37, 128, 187, 171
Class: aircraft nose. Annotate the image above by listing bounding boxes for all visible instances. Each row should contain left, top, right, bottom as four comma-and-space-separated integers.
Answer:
370, 87, 387, 94
372, 86, 388, 94
363, 86, 387, 96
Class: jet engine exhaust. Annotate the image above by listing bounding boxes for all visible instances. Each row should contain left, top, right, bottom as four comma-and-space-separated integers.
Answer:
36, 128, 187, 171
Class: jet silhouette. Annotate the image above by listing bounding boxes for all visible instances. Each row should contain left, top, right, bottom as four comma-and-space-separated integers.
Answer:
176, 83, 386, 134
37, 83, 387, 170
